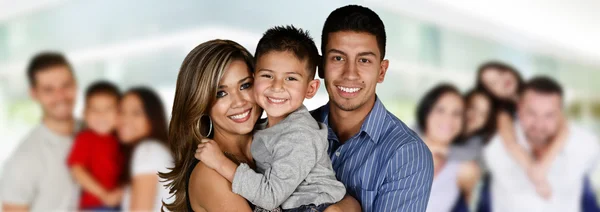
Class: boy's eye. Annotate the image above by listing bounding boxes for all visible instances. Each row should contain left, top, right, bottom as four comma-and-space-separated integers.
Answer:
359, 58, 370, 63
260, 74, 273, 79
286, 77, 298, 81
216, 90, 227, 98
240, 82, 252, 90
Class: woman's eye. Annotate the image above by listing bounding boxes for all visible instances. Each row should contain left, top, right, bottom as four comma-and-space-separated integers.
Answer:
240, 82, 252, 90
216, 90, 227, 98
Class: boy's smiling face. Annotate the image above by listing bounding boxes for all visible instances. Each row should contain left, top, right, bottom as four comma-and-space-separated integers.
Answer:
254, 51, 319, 126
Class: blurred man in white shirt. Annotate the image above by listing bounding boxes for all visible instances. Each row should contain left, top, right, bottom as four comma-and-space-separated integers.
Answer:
484, 76, 599, 212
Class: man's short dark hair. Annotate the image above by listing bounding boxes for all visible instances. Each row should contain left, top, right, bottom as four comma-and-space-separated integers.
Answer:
85, 81, 121, 102
321, 5, 386, 60
520, 76, 563, 97
26, 51, 73, 87
254, 25, 320, 80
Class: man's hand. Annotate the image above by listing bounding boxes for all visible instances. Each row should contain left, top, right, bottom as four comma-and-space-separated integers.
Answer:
323, 205, 343, 212
196, 139, 227, 171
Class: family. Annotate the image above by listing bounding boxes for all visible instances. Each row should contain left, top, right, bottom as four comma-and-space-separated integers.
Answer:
1, 5, 435, 212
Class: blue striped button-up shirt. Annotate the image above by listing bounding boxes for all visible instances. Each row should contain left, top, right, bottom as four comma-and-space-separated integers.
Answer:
312, 98, 434, 212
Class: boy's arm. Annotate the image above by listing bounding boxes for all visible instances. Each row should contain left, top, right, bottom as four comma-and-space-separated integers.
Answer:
195, 139, 238, 182
231, 129, 318, 210
374, 141, 434, 212
70, 165, 110, 204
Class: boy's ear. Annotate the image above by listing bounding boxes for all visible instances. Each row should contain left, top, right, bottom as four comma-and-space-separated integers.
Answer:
318, 55, 324, 79
305, 79, 320, 99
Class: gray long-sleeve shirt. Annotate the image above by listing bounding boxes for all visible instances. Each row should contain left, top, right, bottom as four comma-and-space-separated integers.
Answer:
231, 105, 346, 210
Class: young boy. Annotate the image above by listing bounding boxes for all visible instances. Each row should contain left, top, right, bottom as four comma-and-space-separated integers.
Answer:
195, 26, 346, 211
67, 81, 124, 210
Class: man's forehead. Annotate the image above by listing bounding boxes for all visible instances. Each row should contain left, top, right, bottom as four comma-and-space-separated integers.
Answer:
326, 31, 381, 55
521, 91, 562, 105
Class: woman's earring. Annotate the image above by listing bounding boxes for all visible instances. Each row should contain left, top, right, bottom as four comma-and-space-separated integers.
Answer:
198, 115, 213, 137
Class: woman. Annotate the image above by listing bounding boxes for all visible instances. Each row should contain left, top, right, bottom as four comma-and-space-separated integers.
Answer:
159, 39, 358, 211
416, 84, 480, 212
449, 89, 496, 163
117, 87, 173, 211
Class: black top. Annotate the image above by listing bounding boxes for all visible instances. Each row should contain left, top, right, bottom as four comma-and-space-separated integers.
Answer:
185, 159, 200, 212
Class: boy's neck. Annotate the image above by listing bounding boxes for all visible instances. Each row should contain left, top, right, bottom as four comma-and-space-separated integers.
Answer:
267, 115, 286, 128
328, 96, 376, 143
43, 116, 75, 137
265, 105, 302, 128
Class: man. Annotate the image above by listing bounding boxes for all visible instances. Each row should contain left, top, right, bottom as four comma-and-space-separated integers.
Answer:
484, 76, 599, 212
312, 5, 434, 212
1, 52, 79, 211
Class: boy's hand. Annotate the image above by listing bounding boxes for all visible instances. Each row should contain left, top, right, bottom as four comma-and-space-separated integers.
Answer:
101, 188, 123, 207
196, 139, 226, 171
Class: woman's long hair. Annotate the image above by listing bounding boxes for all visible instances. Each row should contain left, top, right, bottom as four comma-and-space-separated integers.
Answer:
158, 39, 254, 212
463, 88, 497, 144
119, 87, 170, 185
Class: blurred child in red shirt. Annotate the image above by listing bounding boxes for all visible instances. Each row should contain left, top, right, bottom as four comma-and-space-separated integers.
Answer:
67, 81, 123, 210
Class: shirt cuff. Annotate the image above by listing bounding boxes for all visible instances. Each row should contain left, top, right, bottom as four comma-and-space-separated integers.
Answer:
231, 163, 252, 197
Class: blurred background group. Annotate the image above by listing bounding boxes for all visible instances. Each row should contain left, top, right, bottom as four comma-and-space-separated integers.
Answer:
1, 0, 600, 211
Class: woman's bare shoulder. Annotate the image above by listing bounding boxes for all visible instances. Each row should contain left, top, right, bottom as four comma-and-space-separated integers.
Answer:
188, 161, 251, 212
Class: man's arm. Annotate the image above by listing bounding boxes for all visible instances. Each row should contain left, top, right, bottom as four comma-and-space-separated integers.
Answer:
373, 140, 434, 212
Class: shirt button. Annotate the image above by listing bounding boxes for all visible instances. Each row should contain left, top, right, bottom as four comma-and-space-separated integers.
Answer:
335, 151, 341, 157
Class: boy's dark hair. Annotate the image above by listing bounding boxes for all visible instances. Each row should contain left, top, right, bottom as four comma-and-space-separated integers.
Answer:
520, 76, 563, 97
26, 51, 74, 87
255, 25, 320, 80
321, 5, 386, 60
85, 81, 121, 102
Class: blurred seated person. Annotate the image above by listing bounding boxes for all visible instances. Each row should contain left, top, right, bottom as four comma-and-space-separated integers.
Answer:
483, 76, 599, 212
449, 88, 497, 165
415, 84, 481, 212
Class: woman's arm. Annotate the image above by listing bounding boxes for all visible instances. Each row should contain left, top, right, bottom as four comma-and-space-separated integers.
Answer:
129, 174, 159, 211
457, 161, 481, 203
189, 162, 253, 212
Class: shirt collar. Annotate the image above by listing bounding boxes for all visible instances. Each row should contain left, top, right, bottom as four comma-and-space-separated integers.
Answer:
320, 96, 387, 144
